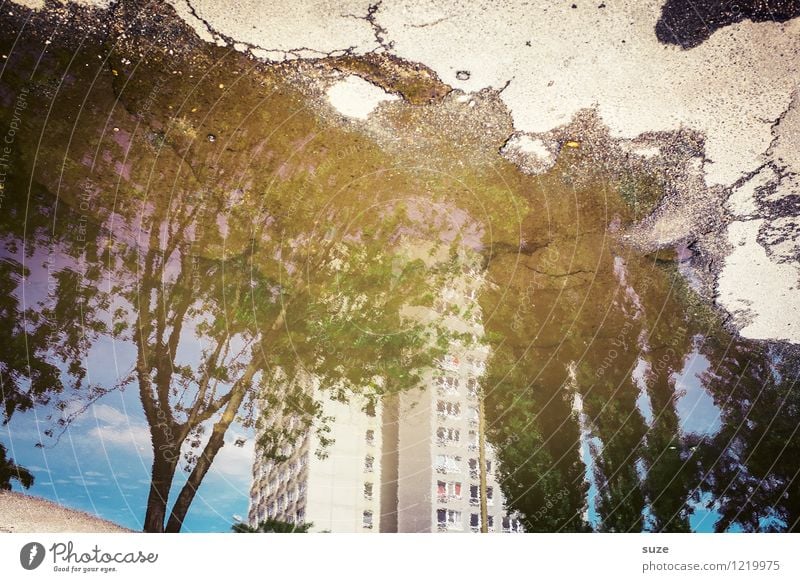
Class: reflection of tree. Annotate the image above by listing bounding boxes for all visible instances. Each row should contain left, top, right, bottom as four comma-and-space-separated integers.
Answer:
115, 189, 447, 532
10, 178, 448, 532
0, 24, 453, 532
581, 363, 648, 532
79, 163, 439, 532
231, 518, 312, 533
480, 160, 624, 532
0, 443, 33, 490
1, 178, 106, 488
3, 5, 799, 536
635, 275, 696, 533
573, 252, 650, 533
0, 257, 42, 490
0, 257, 56, 422
482, 342, 587, 532
692, 340, 800, 532
478, 153, 716, 532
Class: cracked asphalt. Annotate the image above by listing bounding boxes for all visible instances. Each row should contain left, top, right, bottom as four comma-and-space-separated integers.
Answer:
154, 0, 800, 343
10, 0, 800, 343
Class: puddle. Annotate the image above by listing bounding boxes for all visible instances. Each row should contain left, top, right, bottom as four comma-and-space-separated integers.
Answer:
1, 5, 799, 533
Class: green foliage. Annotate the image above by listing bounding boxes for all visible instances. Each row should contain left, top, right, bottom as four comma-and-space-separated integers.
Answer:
0, 443, 34, 490
0, 258, 61, 420
0, 15, 460, 532
3, 5, 799, 536
231, 519, 312, 533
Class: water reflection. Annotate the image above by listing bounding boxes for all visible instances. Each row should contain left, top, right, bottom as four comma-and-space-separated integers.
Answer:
479, 146, 800, 532
1, 6, 798, 534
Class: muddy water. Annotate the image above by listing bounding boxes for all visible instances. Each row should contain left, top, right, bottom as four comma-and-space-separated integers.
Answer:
1, 4, 798, 532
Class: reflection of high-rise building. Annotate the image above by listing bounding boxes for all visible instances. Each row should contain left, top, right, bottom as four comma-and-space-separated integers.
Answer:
386, 347, 523, 533
248, 383, 383, 532
248, 261, 524, 533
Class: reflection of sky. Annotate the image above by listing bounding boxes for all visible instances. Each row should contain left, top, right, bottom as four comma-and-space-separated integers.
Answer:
592, 349, 725, 532
633, 356, 653, 426
688, 491, 721, 532
687, 498, 784, 533
573, 392, 600, 530
0, 333, 252, 532
674, 350, 725, 532
674, 351, 721, 437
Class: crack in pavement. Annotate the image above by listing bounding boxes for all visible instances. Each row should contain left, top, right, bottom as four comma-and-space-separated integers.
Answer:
183, 0, 361, 60
342, 0, 394, 52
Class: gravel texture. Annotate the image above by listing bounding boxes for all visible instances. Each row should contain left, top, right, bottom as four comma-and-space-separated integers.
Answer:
0, 491, 130, 533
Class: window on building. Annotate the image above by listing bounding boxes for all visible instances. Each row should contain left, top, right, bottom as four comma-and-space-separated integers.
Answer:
468, 406, 479, 424
365, 429, 375, 446
362, 510, 373, 529
436, 426, 460, 445
364, 482, 373, 500
436, 400, 461, 418
468, 430, 478, 450
296, 509, 305, 524
365, 401, 376, 417
364, 455, 374, 472
469, 459, 492, 478
467, 514, 495, 531
502, 516, 511, 532
436, 375, 459, 395
469, 484, 479, 505
466, 377, 479, 398
437, 480, 462, 499
487, 486, 494, 505
469, 458, 478, 477
448, 482, 462, 498
435, 454, 461, 473
437, 508, 462, 529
